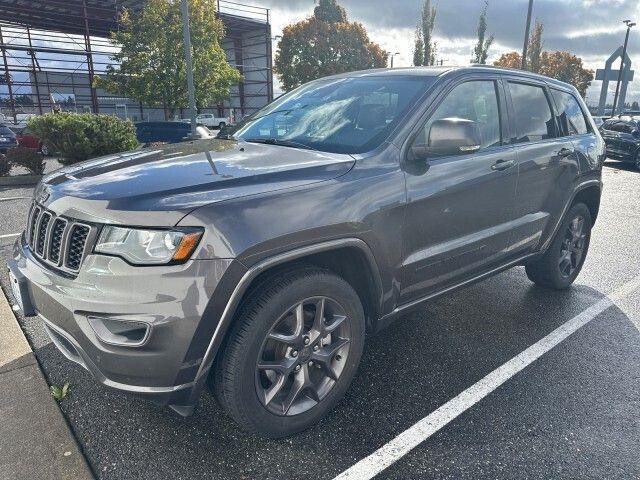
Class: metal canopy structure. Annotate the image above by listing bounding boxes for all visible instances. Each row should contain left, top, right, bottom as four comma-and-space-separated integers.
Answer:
0, 0, 273, 123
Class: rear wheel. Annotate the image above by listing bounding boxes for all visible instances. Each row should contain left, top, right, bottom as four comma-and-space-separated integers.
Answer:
213, 266, 365, 438
525, 203, 592, 289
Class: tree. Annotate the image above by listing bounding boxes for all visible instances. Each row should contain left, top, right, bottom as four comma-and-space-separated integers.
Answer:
95, 0, 241, 119
274, 0, 387, 91
631, 101, 640, 111
420, 0, 437, 66
494, 50, 594, 97
413, 24, 425, 66
526, 20, 544, 73
472, 1, 494, 64
539, 51, 594, 97
493, 51, 522, 69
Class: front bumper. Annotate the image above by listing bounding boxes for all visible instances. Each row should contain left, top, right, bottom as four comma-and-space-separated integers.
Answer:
8, 235, 233, 409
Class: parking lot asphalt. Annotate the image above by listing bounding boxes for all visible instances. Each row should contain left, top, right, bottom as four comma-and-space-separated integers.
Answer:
0, 160, 639, 480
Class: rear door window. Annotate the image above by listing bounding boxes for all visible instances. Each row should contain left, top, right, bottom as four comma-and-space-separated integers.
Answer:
508, 82, 556, 143
550, 89, 589, 136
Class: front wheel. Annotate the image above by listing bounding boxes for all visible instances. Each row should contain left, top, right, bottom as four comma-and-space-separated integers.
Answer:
525, 203, 592, 289
213, 266, 365, 438
40, 143, 49, 156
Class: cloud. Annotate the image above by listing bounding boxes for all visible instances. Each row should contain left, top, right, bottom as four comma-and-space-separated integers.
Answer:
244, 0, 640, 103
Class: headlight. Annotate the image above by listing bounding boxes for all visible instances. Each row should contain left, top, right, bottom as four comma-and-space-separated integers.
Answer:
95, 226, 202, 265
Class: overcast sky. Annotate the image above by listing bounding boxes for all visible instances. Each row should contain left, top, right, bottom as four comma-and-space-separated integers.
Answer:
240, 0, 640, 106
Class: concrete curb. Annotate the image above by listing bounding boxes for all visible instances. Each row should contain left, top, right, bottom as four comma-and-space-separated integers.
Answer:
0, 175, 42, 187
0, 288, 94, 480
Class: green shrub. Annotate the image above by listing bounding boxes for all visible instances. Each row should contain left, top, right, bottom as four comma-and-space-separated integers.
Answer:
27, 112, 139, 165
0, 154, 11, 176
6, 146, 45, 175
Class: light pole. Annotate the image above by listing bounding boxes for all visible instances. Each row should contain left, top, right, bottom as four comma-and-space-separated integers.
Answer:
611, 19, 635, 116
389, 52, 400, 68
180, 0, 197, 137
521, 0, 534, 69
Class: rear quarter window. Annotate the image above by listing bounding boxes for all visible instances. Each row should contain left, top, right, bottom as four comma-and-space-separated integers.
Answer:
550, 89, 590, 136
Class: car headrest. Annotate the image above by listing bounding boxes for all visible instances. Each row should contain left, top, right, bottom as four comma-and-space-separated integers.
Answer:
358, 104, 386, 130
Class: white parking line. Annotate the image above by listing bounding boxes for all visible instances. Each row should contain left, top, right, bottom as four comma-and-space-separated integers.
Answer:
0, 196, 29, 202
0, 233, 20, 240
333, 275, 640, 480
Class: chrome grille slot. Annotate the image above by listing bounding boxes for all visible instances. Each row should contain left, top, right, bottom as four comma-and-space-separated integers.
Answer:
65, 225, 90, 271
36, 211, 51, 256
25, 203, 94, 275
28, 206, 41, 248
48, 218, 67, 265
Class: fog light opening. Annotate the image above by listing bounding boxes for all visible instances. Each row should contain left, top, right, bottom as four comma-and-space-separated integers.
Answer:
87, 317, 150, 347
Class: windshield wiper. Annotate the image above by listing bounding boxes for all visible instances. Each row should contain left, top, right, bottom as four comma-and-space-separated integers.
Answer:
243, 137, 318, 152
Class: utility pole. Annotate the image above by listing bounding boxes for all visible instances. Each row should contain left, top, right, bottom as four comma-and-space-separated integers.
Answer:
180, 0, 197, 138
390, 52, 400, 68
611, 19, 635, 116
521, 0, 533, 69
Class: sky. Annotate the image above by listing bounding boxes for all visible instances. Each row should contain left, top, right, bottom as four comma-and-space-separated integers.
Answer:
239, 0, 640, 107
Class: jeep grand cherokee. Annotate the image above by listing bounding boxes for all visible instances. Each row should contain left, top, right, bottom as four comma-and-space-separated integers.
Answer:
8, 66, 604, 437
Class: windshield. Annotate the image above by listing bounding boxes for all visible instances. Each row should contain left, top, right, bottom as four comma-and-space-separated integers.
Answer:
230, 75, 436, 154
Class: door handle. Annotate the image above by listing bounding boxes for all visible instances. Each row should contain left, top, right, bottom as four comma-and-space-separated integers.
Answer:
491, 159, 515, 171
557, 147, 574, 158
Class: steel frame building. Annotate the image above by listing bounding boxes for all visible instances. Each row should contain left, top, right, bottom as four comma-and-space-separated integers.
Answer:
0, 0, 273, 123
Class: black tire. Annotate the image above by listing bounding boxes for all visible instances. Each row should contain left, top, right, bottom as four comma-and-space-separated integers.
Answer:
634, 149, 640, 170
217, 122, 226, 129
213, 266, 365, 438
525, 203, 592, 289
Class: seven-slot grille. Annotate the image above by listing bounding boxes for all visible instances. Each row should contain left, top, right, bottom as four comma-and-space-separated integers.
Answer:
26, 203, 93, 274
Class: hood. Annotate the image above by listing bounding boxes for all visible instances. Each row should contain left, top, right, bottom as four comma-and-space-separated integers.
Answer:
36, 139, 354, 226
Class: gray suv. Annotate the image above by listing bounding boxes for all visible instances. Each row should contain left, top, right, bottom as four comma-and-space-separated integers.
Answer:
7, 66, 604, 438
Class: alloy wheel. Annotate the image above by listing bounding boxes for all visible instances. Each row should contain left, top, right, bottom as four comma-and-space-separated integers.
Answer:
255, 296, 351, 416
558, 215, 587, 278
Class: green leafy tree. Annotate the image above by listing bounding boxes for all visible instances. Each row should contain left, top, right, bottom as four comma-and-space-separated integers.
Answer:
274, 0, 387, 91
472, 1, 494, 64
526, 20, 544, 73
413, 24, 425, 66
631, 101, 640, 110
95, 0, 241, 119
420, 0, 437, 66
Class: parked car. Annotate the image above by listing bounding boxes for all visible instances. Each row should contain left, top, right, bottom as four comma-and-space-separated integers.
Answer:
13, 126, 49, 155
600, 116, 640, 169
0, 124, 19, 153
135, 121, 212, 145
8, 66, 604, 438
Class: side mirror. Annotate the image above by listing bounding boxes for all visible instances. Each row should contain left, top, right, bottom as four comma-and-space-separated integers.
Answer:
410, 118, 482, 161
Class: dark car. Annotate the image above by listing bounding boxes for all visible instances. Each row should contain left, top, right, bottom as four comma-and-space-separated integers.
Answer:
600, 116, 640, 169
8, 67, 604, 438
135, 121, 212, 145
0, 124, 19, 153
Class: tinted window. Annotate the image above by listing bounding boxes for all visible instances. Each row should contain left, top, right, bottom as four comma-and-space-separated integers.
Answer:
551, 89, 589, 136
602, 120, 619, 131
0, 126, 14, 136
233, 76, 436, 154
417, 80, 501, 149
508, 82, 556, 143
